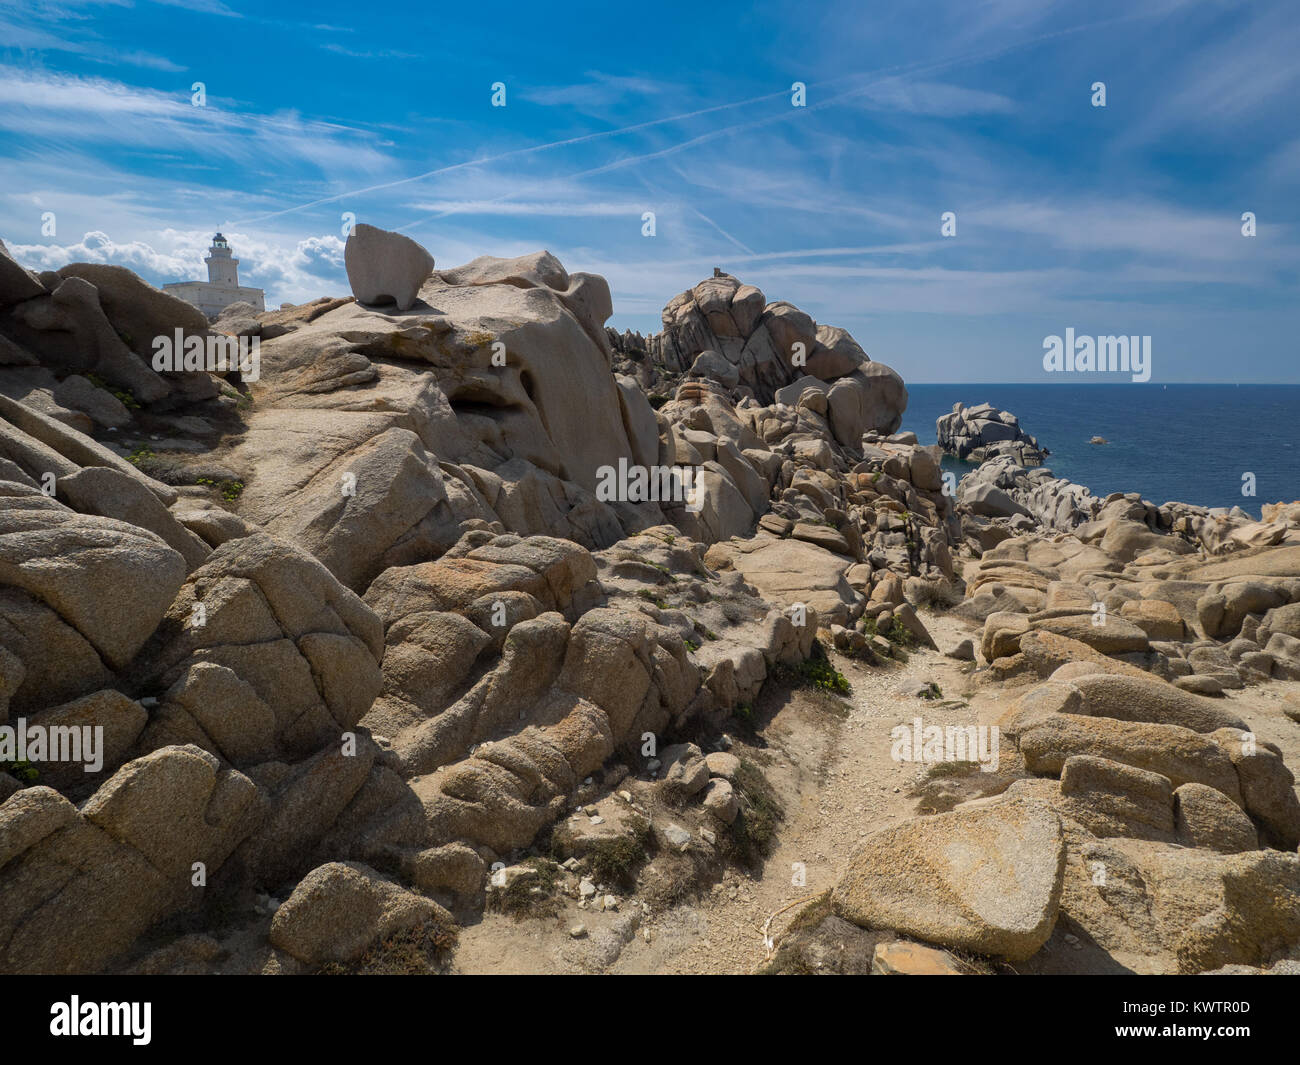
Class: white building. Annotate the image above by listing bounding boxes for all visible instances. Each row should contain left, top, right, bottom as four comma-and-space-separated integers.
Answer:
164, 233, 265, 319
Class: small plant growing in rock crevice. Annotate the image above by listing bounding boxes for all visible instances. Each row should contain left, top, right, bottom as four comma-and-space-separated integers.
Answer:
861, 614, 914, 649
196, 476, 244, 503
885, 617, 915, 649
912, 581, 960, 611
774, 642, 850, 695
85, 372, 140, 410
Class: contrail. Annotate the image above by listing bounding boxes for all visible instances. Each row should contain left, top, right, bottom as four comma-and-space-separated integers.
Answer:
231, 88, 791, 225
239, 7, 1158, 231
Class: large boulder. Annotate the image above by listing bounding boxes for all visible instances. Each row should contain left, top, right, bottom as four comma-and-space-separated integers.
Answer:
343, 224, 435, 312
1018, 714, 1243, 802
833, 797, 1066, 960
1068, 673, 1248, 733
1055, 835, 1300, 973
129, 532, 384, 765
0, 493, 188, 704
1030, 613, 1149, 655
708, 537, 859, 626
826, 364, 907, 445
269, 861, 445, 966
0, 747, 261, 974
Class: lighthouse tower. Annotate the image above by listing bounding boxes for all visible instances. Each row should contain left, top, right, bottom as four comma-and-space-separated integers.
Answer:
164, 232, 266, 319
205, 233, 241, 286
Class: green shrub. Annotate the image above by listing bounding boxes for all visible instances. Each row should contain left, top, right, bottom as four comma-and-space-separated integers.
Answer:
195, 476, 244, 503
722, 759, 785, 868
1, 759, 38, 784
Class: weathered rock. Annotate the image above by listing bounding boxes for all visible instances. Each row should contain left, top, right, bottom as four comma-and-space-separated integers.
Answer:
833, 797, 1065, 961
0, 747, 261, 974
1120, 599, 1185, 640
343, 225, 435, 312
709, 537, 857, 626
1031, 613, 1149, 655
1068, 672, 1248, 733
0, 238, 45, 307
1173, 783, 1258, 853
269, 861, 445, 965
1057, 755, 1174, 841
701, 778, 738, 823
1019, 715, 1243, 803
1208, 728, 1300, 850
871, 940, 966, 975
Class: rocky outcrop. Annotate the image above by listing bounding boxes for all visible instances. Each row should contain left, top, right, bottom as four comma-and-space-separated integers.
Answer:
937, 402, 1048, 465
629, 271, 907, 425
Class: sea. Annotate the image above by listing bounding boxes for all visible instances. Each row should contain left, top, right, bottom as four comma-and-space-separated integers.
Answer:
899, 384, 1300, 517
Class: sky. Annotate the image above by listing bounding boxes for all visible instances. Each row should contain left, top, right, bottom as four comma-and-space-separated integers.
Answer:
1, 0, 1298, 383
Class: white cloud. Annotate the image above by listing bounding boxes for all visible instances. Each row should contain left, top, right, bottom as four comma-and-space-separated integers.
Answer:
9, 229, 350, 307
0, 69, 397, 178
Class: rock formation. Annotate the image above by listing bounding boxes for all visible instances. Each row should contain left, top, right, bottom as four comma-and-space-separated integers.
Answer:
937, 401, 1048, 466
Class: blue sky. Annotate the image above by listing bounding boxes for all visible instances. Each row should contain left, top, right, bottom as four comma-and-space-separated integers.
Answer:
2, 0, 1298, 382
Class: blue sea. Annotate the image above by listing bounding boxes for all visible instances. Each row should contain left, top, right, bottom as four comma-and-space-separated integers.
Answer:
900, 384, 1300, 516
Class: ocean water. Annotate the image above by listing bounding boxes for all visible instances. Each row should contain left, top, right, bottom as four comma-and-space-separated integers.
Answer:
899, 384, 1300, 516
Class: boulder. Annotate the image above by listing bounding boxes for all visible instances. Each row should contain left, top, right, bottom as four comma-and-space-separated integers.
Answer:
1119, 599, 1185, 640
689, 349, 739, 389
833, 797, 1066, 961
1068, 673, 1247, 733
712, 537, 857, 626
1018, 714, 1243, 803
1058, 837, 1300, 973
1208, 728, 1300, 850
1173, 783, 1258, 853
1056, 755, 1174, 841
0, 499, 188, 675
343, 224, 434, 312
0, 747, 260, 974
1031, 614, 1149, 655
269, 861, 445, 966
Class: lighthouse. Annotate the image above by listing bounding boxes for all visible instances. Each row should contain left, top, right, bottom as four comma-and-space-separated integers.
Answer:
205, 233, 240, 286
164, 233, 266, 319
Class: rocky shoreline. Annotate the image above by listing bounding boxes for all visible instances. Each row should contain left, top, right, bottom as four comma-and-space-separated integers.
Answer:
1, 229, 1298, 976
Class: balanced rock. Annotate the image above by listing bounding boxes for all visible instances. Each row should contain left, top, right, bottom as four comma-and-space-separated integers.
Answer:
343, 224, 434, 312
